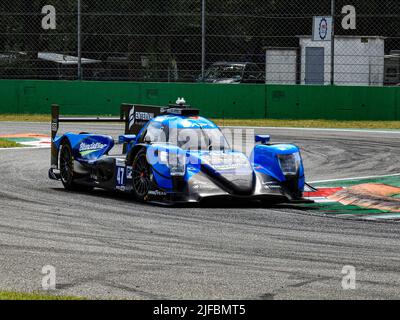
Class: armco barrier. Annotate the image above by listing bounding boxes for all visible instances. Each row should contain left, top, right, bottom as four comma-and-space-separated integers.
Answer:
0, 80, 398, 120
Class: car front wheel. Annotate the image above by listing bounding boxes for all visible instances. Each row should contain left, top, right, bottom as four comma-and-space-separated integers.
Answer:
131, 149, 152, 201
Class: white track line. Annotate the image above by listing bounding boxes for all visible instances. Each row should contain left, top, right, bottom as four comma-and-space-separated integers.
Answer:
0, 146, 50, 151
222, 126, 400, 135
310, 173, 400, 184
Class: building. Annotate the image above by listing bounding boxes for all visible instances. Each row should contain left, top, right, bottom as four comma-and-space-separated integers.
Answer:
265, 47, 299, 84
299, 36, 385, 86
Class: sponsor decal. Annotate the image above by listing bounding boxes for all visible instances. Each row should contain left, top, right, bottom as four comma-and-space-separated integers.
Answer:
192, 180, 210, 189
200, 153, 252, 174
191, 184, 218, 192
148, 190, 167, 196
79, 142, 107, 156
213, 163, 250, 171
79, 142, 107, 152
201, 152, 249, 167
262, 181, 281, 190
190, 176, 220, 192
135, 111, 154, 122
128, 106, 155, 130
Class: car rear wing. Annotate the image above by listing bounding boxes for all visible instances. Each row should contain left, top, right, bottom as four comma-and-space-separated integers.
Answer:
50, 103, 164, 168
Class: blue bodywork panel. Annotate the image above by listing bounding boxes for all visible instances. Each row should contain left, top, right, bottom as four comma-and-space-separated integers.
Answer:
54, 133, 114, 162
252, 144, 305, 191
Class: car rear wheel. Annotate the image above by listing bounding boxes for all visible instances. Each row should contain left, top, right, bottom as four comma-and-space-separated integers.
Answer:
132, 149, 152, 201
59, 141, 92, 191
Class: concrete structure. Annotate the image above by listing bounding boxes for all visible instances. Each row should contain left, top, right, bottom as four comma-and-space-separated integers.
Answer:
299, 36, 385, 86
384, 51, 400, 86
265, 48, 298, 84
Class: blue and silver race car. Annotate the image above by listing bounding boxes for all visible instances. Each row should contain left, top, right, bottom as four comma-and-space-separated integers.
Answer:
49, 100, 308, 205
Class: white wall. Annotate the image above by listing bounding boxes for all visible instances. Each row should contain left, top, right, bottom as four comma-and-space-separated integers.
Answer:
300, 37, 385, 86
265, 49, 297, 84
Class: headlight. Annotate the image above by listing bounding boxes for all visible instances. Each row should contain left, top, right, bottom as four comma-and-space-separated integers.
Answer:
159, 150, 186, 176
277, 152, 301, 176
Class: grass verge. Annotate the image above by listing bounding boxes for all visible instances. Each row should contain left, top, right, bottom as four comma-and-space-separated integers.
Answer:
0, 114, 400, 130
0, 114, 50, 122
0, 138, 23, 148
0, 291, 84, 300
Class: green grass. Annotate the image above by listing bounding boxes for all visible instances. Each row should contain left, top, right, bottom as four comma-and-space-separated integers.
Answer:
1, 114, 400, 130
0, 291, 85, 300
0, 138, 23, 148
0, 114, 50, 122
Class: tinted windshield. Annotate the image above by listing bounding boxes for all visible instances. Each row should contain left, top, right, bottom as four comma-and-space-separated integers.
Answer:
169, 128, 230, 151
140, 122, 231, 151
205, 64, 244, 81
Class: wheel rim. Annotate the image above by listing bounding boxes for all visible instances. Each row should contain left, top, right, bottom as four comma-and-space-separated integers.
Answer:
133, 154, 151, 197
60, 145, 73, 184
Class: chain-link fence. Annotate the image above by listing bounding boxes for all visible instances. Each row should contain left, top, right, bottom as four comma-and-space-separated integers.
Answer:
1, 0, 400, 85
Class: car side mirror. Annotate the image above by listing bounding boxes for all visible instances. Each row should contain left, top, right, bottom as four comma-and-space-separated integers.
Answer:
255, 135, 270, 144
119, 134, 137, 144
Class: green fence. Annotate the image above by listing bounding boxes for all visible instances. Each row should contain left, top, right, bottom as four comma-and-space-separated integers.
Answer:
0, 80, 399, 120
267, 85, 400, 121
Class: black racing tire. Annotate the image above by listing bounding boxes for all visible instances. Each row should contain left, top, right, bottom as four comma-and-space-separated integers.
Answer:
131, 149, 152, 201
59, 141, 93, 192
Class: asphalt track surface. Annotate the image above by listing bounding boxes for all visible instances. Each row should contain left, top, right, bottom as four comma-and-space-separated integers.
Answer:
1, 122, 400, 299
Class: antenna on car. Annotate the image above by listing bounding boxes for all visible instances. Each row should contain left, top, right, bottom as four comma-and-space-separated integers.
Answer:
164, 97, 200, 116
176, 97, 186, 105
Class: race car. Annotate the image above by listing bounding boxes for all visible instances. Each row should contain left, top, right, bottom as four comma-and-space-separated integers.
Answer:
49, 100, 308, 205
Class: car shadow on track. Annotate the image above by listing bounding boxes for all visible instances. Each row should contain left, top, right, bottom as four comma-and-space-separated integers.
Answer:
51, 187, 319, 211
